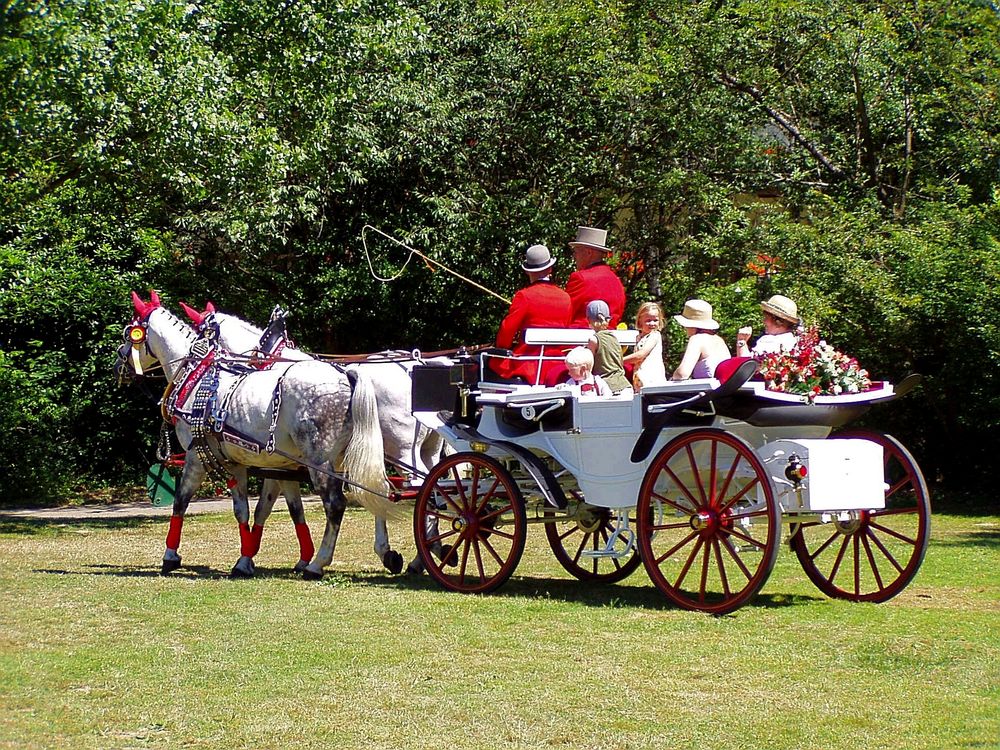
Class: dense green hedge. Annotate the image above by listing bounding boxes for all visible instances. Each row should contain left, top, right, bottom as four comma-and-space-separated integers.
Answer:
2, 0, 998, 501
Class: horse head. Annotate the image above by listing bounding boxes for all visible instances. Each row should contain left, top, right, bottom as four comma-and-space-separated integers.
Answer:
114, 290, 195, 385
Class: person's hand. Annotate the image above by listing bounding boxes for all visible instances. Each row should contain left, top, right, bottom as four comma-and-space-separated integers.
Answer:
737, 326, 752, 342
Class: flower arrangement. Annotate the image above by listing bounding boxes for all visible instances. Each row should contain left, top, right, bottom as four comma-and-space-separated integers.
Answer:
754, 325, 871, 400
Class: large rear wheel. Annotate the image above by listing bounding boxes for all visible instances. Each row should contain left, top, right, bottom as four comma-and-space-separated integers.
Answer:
791, 430, 930, 602
637, 428, 780, 614
414, 452, 526, 594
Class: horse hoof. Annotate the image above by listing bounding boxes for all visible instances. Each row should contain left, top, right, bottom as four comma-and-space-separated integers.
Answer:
405, 560, 425, 576
161, 557, 181, 575
439, 544, 458, 568
294, 559, 309, 573
383, 550, 404, 575
230, 565, 254, 579
301, 567, 324, 581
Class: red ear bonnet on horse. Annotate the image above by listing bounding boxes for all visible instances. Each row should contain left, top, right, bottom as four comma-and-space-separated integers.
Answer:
131, 291, 160, 321
179, 300, 205, 326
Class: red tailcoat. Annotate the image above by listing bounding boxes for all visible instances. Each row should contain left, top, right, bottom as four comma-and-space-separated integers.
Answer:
493, 280, 572, 383
565, 262, 626, 328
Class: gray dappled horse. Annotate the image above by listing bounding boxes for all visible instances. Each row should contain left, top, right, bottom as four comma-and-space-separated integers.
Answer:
114, 292, 393, 579
179, 301, 446, 575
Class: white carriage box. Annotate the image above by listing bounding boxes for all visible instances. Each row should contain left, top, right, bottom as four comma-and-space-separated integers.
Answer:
762, 438, 886, 512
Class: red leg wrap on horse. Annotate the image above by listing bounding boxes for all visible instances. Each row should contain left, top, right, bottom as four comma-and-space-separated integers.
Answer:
239, 522, 254, 557
295, 522, 314, 561
166, 515, 183, 551
249, 525, 264, 557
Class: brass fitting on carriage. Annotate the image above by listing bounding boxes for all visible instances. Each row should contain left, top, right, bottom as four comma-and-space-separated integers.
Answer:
784, 453, 808, 509
449, 353, 479, 422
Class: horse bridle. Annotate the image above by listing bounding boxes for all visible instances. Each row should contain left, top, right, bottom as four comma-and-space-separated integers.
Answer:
116, 319, 163, 381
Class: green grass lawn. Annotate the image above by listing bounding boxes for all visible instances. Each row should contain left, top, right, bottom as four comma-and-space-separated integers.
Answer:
1, 505, 997, 750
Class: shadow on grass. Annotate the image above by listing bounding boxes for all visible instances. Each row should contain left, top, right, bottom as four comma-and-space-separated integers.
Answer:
30, 558, 824, 611
1, 517, 166, 536
932, 530, 1000, 550
334, 569, 824, 612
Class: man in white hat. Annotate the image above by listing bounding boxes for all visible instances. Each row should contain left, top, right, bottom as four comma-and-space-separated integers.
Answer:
735, 294, 800, 356
564, 226, 626, 328
490, 244, 572, 383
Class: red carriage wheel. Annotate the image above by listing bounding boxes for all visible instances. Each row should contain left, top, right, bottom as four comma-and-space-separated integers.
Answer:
414, 452, 526, 594
543, 498, 642, 583
637, 428, 780, 615
791, 430, 930, 602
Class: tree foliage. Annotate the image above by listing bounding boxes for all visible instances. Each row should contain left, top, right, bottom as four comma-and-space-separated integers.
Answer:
1, 0, 997, 500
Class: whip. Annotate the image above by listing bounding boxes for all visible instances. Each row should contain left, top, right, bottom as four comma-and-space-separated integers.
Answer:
361, 224, 511, 305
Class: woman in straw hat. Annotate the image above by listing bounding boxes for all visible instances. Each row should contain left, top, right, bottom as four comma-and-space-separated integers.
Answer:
670, 299, 732, 380
734, 294, 800, 356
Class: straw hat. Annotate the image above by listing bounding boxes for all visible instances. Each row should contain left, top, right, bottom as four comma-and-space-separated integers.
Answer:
521, 244, 555, 272
673, 299, 720, 330
568, 226, 612, 253
760, 294, 798, 324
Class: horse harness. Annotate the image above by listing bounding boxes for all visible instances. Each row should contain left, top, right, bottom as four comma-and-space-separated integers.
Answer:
161, 316, 346, 484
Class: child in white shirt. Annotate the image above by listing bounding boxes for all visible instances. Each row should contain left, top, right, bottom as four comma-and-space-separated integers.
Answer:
564, 346, 610, 396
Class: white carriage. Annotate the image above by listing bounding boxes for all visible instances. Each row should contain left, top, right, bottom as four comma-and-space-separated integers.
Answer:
408, 328, 930, 614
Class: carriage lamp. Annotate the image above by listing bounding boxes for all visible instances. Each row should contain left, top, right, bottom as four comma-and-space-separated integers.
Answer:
128, 325, 147, 345
784, 454, 807, 484
470, 441, 489, 453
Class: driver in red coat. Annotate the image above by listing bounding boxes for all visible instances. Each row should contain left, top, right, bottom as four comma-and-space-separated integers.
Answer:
489, 244, 572, 384
565, 226, 626, 328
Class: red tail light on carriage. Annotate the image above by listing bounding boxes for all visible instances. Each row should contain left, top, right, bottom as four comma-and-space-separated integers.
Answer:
785, 454, 808, 484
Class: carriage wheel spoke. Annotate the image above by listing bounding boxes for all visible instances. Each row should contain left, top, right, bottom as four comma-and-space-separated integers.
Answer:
425, 526, 459, 547
660, 466, 702, 512
571, 531, 589, 565
720, 535, 753, 581
708, 440, 719, 505
654, 530, 699, 566
885, 475, 911, 500
861, 532, 885, 592
866, 527, 905, 573
715, 453, 742, 512
449, 466, 470, 510
479, 535, 506, 567
717, 477, 761, 516
853, 535, 862, 596
808, 529, 842, 562
698, 542, 711, 604
472, 537, 486, 581
828, 533, 851, 583
713, 539, 731, 597
871, 506, 918, 518
457, 536, 472, 583
674, 537, 704, 589
684, 444, 708, 507
649, 491, 696, 517
475, 479, 502, 514
723, 525, 767, 550
868, 520, 917, 546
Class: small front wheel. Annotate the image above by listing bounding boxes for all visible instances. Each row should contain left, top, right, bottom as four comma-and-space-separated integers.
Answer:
414, 452, 526, 594
637, 428, 780, 614
544, 498, 642, 583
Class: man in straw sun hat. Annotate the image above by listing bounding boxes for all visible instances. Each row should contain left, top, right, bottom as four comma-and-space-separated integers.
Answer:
489, 243, 572, 384
564, 226, 626, 329
735, 293, 800, 356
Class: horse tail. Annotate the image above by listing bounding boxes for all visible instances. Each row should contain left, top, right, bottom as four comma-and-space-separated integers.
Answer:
341, 366, 400, 519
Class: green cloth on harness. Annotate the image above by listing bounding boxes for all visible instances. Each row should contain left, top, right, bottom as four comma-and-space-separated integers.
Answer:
593, 330, 631, 394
